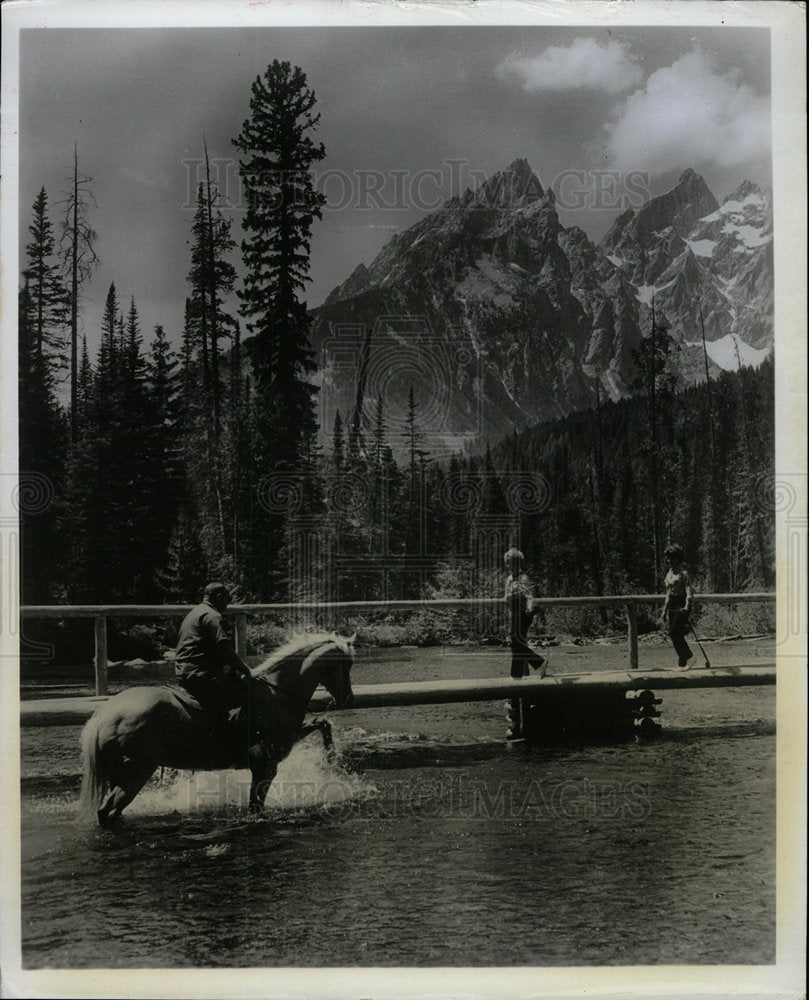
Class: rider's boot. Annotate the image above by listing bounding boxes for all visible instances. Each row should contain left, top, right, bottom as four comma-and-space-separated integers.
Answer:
225, 707, 267, 761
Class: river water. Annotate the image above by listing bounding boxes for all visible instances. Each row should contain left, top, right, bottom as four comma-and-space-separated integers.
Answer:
19, 641, 775, 969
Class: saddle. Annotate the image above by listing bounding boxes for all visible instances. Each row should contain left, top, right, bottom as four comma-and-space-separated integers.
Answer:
165, 683, 206, 714
164, 684, 257, 765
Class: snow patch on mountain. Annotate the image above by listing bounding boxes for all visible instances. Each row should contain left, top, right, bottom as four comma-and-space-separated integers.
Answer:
686, 238, 717, 258
685, 334, 771, 371
723, 223, 770, 249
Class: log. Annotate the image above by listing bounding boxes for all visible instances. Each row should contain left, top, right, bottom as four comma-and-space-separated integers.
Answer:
20, 663, 776, 726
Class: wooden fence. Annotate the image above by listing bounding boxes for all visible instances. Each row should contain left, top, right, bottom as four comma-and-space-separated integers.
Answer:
20, 593, 775, 697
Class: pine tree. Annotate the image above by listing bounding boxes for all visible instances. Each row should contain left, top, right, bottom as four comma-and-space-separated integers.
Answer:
24, 187, 69, 369
76, 334, 93, 419
124, 297, 145, 379
186, 172, 239, 564
232, 60, 328, 598
188, 164, 237, 440
146, 324, 183, 555
232, 58, 327, 466
98, 283, 119, 383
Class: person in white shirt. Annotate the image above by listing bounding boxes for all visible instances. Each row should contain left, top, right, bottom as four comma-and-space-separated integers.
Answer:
659, 545, 694, 668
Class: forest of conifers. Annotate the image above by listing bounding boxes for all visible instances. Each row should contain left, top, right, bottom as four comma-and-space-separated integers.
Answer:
18, 255, 775, 609
18, 62, 774, 620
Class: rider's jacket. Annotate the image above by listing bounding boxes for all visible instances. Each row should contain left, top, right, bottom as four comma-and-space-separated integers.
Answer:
174, 600, 229, 682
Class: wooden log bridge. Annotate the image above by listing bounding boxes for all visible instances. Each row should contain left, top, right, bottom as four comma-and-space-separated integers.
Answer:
20, 663, 775, 729
308, 664, 777, 710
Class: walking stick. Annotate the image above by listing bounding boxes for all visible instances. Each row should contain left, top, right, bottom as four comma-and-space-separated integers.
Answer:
690, 622, 711, 669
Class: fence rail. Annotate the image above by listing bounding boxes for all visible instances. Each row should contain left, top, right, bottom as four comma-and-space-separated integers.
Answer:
21, 593, 776, 696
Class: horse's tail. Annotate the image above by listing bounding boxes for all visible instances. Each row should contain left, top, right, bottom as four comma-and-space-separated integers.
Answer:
78, 714, 109, 820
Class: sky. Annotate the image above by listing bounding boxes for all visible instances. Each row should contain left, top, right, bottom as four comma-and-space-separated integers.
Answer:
15, 22, 772, 362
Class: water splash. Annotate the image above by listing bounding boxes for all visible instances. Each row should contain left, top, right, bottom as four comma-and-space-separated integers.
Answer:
112, 739, 376, 820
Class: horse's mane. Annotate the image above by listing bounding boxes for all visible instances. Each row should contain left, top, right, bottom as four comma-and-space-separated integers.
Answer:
252, 632, 353, 676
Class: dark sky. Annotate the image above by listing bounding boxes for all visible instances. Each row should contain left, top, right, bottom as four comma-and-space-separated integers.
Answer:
16, 23, 772, 358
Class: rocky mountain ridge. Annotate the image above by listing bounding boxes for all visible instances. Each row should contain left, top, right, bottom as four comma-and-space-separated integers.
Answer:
310, 159, 772, 452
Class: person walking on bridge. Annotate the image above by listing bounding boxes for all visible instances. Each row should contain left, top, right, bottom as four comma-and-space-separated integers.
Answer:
504, 548, 546, 739
174, 582, 264, 755
659, 545, 694, 668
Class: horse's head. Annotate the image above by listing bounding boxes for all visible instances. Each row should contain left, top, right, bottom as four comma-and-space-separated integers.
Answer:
255, 631, 356, 710
311, 632, 355, 709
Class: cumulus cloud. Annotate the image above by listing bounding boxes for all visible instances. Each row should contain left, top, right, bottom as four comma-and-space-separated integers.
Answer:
499, 38, 643, 96
605, 48, 771, 173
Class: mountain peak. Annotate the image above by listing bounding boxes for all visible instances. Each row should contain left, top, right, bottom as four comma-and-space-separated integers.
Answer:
474, 158, 544, 208
601, 169, 718, 250
674, 168, 715, 202
723, 179, 766, 206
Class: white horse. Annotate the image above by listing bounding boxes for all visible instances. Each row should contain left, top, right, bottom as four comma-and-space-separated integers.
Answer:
79, 633, 355, 825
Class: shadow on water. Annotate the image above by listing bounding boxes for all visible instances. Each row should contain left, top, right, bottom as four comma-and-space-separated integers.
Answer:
337, 716, 775, 772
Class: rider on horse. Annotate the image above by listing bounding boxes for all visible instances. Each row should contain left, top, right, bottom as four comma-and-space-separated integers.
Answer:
174, 582, 264, 757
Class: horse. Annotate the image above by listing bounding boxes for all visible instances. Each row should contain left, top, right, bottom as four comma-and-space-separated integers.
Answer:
79, 632, 355, 826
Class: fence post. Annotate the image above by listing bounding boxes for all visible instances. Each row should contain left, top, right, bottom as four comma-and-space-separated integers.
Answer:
235, 613, 247, 660
626, 602, 638, 670
94, 616, 108, 696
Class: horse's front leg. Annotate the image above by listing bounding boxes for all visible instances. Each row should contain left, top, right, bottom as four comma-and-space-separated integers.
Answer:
317, 719, 334, 762
298, 718, 335, 762
248, 756, 278, 814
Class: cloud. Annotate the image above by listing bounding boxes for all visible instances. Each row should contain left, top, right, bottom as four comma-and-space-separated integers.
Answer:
500, 38, 642, 96
604, 48, 771, 173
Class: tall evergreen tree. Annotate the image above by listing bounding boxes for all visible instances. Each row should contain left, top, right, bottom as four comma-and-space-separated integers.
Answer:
76, 334, 93, 418
124, 297, 145, 378
188, 167, 237, 437
232, 58, 327, 467
232, 60, 327, 598
98, 283, 119, 378
24, 187, 69, 369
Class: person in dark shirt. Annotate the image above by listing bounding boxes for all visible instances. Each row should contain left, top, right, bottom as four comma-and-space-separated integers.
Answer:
175, 582, 261, 750
659, 544, 694, 668
504, 548, 546, 739
504, 548, 546, 679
